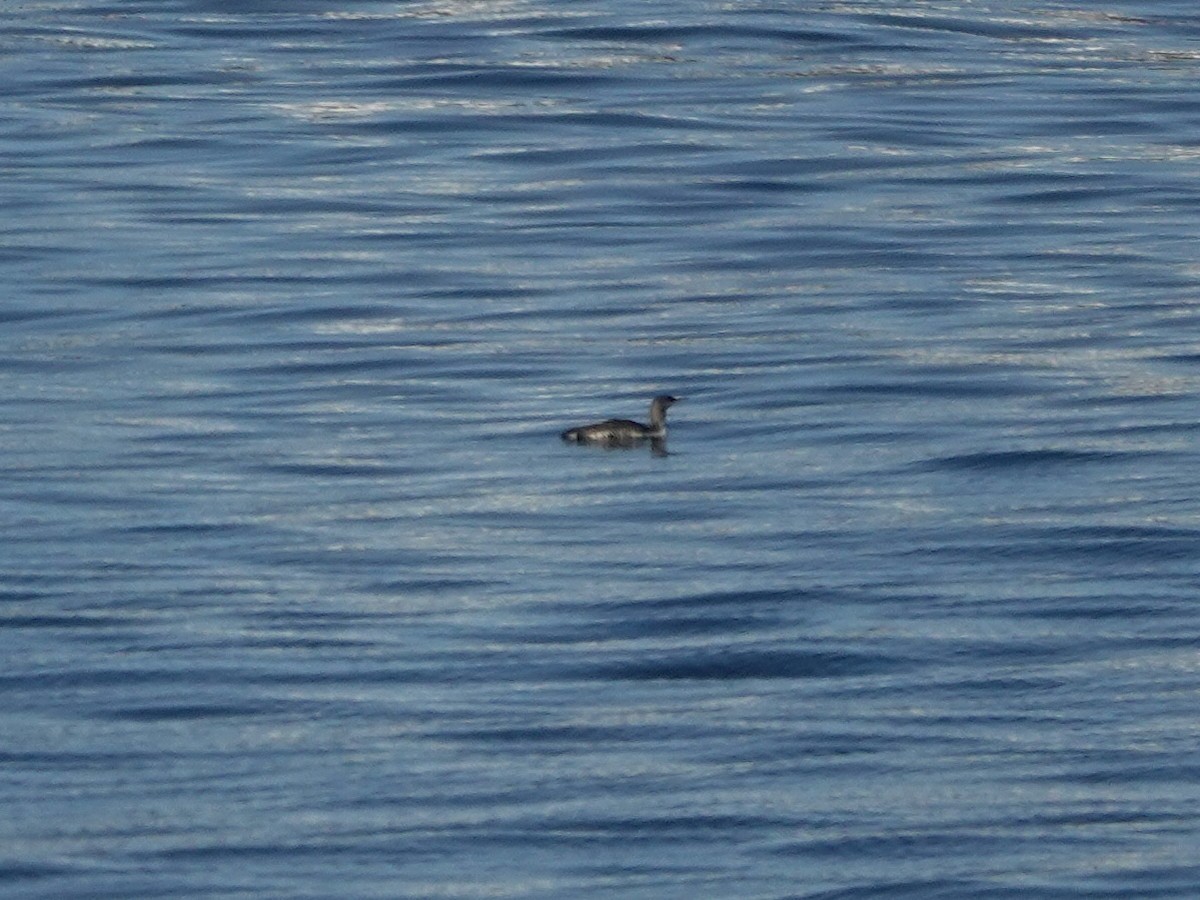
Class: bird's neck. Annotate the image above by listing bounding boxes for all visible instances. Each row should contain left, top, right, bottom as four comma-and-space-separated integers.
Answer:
648, 402, 667, 431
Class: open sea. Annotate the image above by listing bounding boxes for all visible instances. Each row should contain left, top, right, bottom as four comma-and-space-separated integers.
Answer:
3, 2, 1200, 897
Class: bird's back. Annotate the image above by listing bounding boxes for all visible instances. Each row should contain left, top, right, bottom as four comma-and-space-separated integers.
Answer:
561, 418, 650, 443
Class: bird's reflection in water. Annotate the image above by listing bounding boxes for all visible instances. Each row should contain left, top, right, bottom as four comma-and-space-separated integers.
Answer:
606, 435, 669, 457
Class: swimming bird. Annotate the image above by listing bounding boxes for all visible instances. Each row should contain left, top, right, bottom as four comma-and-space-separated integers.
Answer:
561, 395, 680, 447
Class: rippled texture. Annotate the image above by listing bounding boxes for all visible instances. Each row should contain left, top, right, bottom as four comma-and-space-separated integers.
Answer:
3, 2, 1200, 897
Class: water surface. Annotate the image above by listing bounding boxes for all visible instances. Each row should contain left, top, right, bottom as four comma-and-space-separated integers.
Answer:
3, 2, 1200, 897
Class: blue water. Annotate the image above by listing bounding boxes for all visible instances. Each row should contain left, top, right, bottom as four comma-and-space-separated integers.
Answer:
4, 2, 1200, 897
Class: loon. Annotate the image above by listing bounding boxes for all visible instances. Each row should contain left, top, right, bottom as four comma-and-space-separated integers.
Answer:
561, 395, 679, 446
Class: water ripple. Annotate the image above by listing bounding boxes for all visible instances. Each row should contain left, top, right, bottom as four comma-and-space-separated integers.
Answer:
4, 1, 1200, 897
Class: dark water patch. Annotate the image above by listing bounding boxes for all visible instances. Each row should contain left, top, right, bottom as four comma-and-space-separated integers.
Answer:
780, 828, 1052, 860
1013, 525, 1200, 563
1005, 806, 1193, 831
114, 136, 231, 157
543, 24, 856, 44
0, 613, 136, 630
0, 589, 58, 603
903, 636, 1100, 670
119, 521, 252, 537
250, 547, 500, 576
200, 194, 423, 217
202, 301, 434, 327
236, 635, 382, 652
423, 284, 555, 304
601, 612, 782, 641
43, 70, 250, 92
707, 177, 830, 195
234, 355, 412, 377
253, 461, 418, 478
138, 338, 461, 360
0, 861, 74, 883
436, 722, 671, 749
1055, 391, 1193, 409
593, 647, 906, 682
922, 448, 1126, 471
102, 702, 289, 722
149, 840, 358, 862
1109, 863, 1200, 896
863, 11, 1075, 41
367, 577, 501, 593
704, 730, 941, 767
820, 378, 1030, 401
1054, 117, 1165, 137
168, 20, 332, 42
914, 531, 1199, 567
500, 610, 783, 647
345, 114, 538, 137
459, 812, 794, 847
80, 271, 379, 289
481, 140, 717, 166
715, 154, 925, 181
0, 666, 238, 693
995, 184, 1144, 206
245, 661, 487, 688
0, 242, 80, 264
544, 110, 724, 132
0, 354, 117, 374
1012, 601, 1177, 621
1156, 351, 1200, 365
606, 586, 842, 613
1053, 761, 1200, 787
385, 68, 619, 91
801, 878, 1008, 900
0, 748, 166, 767
940, 675, 1067, 695
247, 608, 402, 629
